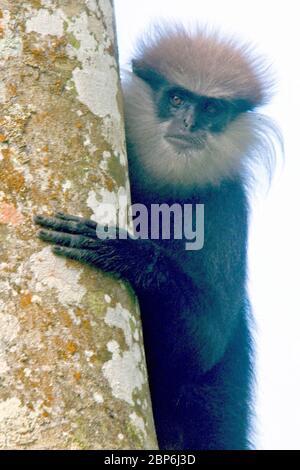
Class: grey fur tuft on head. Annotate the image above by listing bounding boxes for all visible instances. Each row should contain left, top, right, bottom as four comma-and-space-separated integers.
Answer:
133, 22, 274, 105
123, 23, 282, 192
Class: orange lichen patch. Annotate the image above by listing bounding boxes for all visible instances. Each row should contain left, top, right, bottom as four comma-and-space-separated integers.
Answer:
30, 47, 44, 61
75, 307, 86, 317
1, 148, 11, 158
88, 354, 97, 364
26, 308, 56, 332
66, 341, 78, 355
49, 46, 68, 63
51, 37, 67, 49
41, 145, 49, 153
89, 174, 99, 183
75, 121, 83, 129
7, 83, 17, 97
0, 151, 26, 193
24, 35, 68, 69
9, 173, 25, 192
2, 172, 25, 193
0, 202, 24, 225
29, 381, 39, 389
43, 396, 53, 407
0, 134, 7, 142
35, 111, 50, 124
103, 174, 115, 192
105, 43, 115, 57
74, 372, 81, 381
15, 367, 26, 384
51, 80, 64, 94
58, 309, 73, 329
20, 293, 32, 308
81, 319, 92, 331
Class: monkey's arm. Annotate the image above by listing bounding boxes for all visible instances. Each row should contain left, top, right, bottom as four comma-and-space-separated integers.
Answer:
34, 212, 243, 372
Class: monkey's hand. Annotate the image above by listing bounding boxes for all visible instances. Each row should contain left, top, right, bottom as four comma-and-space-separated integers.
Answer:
35, 212, 180, 292
34, 212, 138, 276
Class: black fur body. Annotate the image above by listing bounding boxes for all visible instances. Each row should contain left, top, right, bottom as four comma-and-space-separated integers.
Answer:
127, 168, 253, 450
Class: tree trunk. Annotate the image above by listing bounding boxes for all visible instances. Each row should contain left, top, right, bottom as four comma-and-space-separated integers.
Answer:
0, 0, 157, 450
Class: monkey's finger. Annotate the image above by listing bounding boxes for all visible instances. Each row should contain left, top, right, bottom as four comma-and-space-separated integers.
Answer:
34, 215, 97, 238
54, 212, 97, 229
38, 229, 102, 249
52, 246, 99, 265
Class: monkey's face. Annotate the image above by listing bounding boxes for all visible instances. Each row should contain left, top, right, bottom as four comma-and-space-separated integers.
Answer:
156, 84, 252, 153
123, 50, 275, 192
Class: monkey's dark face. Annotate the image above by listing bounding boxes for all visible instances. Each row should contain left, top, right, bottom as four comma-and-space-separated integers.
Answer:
156, 85, 252, 152
131, 61, 253, 155
124, 59, 273, 191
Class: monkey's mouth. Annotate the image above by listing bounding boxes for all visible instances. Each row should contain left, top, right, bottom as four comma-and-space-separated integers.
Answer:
165, 134, 206, 151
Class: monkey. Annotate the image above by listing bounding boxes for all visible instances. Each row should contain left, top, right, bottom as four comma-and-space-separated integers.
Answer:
34, 24, 280, 450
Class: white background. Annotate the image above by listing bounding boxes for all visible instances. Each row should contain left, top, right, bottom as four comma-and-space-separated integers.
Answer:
114, 0, 300, 450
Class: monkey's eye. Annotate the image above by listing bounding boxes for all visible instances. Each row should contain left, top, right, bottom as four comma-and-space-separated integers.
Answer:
170, 94, 185, 107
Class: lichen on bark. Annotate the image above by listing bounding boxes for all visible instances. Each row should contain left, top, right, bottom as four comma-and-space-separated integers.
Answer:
0, 0, 157, 450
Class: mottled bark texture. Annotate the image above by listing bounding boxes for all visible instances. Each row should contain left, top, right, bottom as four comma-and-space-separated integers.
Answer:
0, 0, 157, 449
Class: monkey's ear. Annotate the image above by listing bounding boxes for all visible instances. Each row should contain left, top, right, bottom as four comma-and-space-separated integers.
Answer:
132, 60, 166, 90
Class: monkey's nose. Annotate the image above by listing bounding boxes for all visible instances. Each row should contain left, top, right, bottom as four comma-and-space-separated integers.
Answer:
183, 110, 196, 130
